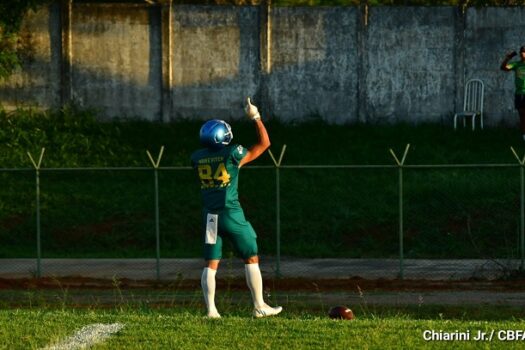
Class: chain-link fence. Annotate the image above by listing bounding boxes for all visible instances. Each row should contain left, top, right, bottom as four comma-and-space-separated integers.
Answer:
1, 146, 525, 280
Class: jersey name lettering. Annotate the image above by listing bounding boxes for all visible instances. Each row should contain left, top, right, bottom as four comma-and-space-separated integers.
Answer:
198, 156, 224, 164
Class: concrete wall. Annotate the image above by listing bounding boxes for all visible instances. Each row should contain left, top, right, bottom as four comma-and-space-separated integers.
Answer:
1, 4, 524, 125
71, 4, 162, 120
365, 7, 456, 123
269, 7, 358, 123
171, 6, 259, 120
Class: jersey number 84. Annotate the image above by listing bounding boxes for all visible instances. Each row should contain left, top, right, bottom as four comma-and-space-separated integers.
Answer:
198, 163, 231, 189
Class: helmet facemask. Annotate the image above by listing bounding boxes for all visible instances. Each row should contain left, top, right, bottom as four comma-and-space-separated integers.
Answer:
215, 122, 233, 145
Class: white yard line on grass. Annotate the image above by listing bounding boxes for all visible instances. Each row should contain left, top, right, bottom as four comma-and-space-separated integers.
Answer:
42, 323, 124, 350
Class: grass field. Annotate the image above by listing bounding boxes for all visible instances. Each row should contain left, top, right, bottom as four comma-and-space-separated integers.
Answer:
1, 304, 525, 349
1, 107, 525, 260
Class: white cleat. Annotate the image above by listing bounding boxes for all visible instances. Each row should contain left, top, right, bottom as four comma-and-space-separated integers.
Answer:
206, 311, 221, 319
253, 304, 283, 318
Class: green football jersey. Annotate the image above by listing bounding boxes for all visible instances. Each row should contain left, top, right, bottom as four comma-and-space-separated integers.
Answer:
191, 144, 247, 211
508, 61, 525, 95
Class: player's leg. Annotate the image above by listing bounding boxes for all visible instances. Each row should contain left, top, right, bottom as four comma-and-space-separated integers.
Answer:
244, 255, 282, 318
201, 259, 221, 318
201, 212, 223, 318
221, 209, 282, 318
243, 255, 264, 308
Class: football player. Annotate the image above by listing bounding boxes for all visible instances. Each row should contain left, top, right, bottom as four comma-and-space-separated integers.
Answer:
190, 97, 282, 319
501, 46, 525, 140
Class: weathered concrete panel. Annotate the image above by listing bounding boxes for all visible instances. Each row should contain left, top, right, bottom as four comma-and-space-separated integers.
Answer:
365, 7, 456, 123
171, 5, 259, 120
465, 7, 525, 126
0, 5, 61, 110
3, 5, 525, 125
269, 7, 358, 124
71, 4, 161, 120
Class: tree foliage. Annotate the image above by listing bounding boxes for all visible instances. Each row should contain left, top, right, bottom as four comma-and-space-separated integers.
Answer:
0, 0, 49, 80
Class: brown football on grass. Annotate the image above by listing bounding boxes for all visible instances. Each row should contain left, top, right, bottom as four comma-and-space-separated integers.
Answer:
328, 306, 354, 320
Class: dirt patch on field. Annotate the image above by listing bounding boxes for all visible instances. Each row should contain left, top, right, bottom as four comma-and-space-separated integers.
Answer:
2, 276, 525, 292
4, 277, 525, 309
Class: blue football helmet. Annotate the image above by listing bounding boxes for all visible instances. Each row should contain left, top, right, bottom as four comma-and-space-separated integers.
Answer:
199, 119, 233, 149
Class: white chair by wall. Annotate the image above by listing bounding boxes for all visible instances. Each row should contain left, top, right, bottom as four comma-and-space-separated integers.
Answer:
453, 79, 485, 131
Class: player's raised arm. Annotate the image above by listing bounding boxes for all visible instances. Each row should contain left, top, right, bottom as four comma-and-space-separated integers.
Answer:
238, 97, 271, 168
501, 50, 517, 71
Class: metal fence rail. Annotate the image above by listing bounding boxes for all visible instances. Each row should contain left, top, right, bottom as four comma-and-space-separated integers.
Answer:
1, 144, 525, 280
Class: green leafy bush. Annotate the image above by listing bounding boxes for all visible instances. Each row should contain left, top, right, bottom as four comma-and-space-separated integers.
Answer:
0, 106, 137, 167
0, 0, 49, 80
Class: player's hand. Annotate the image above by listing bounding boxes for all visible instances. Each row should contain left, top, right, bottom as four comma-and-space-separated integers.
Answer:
507, 51, 517, 58
245, 97, 261, 120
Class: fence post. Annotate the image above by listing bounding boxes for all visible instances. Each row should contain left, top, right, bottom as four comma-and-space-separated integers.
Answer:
147, 146, 165, 280
389, 144, 410, 280
27, 148, 45, 278
511, 147, 525, 271
268, 145, 286, 278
